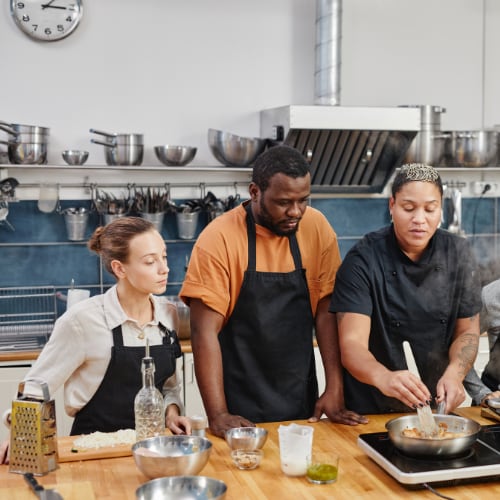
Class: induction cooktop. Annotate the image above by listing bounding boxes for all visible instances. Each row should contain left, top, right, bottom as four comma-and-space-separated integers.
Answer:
358, 424, 500, 488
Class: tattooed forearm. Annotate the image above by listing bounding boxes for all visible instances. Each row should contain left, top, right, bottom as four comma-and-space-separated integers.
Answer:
456, 331, 479, 377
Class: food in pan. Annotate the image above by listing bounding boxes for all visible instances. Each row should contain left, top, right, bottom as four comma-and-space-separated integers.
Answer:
401, 421, 466, 440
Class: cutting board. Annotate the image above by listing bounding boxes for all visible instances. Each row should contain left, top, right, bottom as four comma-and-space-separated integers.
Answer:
481, 406, 500, 423
0, 481, 95, 500
57, 435, 133, 463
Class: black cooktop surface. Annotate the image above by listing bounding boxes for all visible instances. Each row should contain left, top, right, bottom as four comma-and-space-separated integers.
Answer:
358, 423, 500, 486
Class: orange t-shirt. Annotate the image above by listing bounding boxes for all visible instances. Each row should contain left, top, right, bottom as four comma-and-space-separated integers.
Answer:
180, 203, 341, 323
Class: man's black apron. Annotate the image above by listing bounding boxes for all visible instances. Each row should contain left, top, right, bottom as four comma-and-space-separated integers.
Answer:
71, 323, 181, 435
218, 204, 317, 423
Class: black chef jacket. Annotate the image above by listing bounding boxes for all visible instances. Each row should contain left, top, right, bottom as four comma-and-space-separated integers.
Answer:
330, 225, 482, 414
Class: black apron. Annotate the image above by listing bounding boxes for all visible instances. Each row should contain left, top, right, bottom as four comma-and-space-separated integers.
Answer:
71, 323, 181, 435
218, 204, 317, 423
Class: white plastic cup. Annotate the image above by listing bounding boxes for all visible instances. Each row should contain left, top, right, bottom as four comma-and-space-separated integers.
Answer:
38, 183, 59, 213
278, 423, 314, 476
66, 289, 90, 310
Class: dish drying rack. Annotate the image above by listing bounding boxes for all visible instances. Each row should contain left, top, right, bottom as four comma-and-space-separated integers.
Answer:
0, 286, 57, 351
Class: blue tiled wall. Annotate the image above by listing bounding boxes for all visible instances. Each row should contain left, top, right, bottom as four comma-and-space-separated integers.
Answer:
1, 196, 499, 312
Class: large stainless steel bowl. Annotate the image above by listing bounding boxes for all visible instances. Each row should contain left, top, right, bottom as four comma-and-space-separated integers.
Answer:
208, 128, 267, 167
225, 427, 268, 450
132, 435, 212, 479
135, 476, 227, 500
386, 414, 481, 457
154, 145, 197, 166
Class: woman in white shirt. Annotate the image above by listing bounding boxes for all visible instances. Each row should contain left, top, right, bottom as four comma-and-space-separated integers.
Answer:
1, 216, 191, 463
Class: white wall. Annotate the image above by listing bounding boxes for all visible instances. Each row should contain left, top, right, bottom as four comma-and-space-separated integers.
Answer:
0, 0, 498, 167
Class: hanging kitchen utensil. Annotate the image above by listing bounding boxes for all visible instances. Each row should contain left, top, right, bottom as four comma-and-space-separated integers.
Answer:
38, 184, 59, 213
0, 177, 19, 198
447, 188, 465, 237
0, 200, 15, 231
402, 341, 439, 437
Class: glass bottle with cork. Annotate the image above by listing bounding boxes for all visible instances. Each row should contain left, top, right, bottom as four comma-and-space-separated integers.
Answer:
134, 339, 165, 441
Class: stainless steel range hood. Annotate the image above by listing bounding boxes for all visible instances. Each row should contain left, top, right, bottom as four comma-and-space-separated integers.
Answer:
259, 0, 420, 194
260, 105, 420, 194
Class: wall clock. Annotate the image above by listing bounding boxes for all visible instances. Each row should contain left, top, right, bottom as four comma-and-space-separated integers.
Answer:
10, 0, 83, 42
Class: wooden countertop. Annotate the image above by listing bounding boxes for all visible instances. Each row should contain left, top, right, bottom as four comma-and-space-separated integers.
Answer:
0, 340, 194, 363
1, 407, 500, 499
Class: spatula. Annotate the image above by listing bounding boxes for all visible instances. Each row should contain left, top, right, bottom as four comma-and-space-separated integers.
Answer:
402, 341, 439, 437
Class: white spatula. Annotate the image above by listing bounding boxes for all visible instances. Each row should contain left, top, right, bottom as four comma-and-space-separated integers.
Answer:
402, 341, 439, 437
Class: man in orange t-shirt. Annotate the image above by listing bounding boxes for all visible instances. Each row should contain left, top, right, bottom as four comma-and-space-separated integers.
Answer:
180, 145, 367, 437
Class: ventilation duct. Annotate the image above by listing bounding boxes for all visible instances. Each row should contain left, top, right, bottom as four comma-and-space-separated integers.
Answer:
260, 0, 419, 193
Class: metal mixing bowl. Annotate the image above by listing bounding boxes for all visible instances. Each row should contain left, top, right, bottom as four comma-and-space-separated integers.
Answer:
62, 150, 89, 165
132, 435, 212, 479
385, 414, 481, 457
154, 145, 197, 167
208, 128, 267, 167
225, 427, 268, 450
135, 476, 227, 500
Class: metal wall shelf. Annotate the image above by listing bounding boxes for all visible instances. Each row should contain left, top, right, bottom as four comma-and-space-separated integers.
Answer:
0, 164, 252, 172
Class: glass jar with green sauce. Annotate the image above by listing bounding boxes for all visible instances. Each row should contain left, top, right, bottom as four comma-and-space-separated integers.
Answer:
306, 463, 338, 484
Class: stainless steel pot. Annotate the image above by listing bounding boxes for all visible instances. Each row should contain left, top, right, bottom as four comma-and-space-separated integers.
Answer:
89, 128, 143, 146
91, 139, 143, 166
404, 132, 450, 166
0, 121, 50, 136
0, 141, 47, 164
386, 414, 481, 457
447, 130, 498, 168
402, 105, 448, 167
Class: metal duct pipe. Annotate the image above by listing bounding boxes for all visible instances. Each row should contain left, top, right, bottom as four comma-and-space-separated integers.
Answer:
314, 0, 342, 106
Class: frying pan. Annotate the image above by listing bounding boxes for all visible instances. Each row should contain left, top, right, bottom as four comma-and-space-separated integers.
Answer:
386, 414, 481, 457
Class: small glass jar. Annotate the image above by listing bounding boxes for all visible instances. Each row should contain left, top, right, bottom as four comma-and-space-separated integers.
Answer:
190, 414, 208, 437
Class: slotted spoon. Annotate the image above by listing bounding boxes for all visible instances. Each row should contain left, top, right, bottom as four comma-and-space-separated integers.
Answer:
402, 341, 439, 436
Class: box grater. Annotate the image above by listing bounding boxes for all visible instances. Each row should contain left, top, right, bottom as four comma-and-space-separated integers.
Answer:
9, 378, 59, 476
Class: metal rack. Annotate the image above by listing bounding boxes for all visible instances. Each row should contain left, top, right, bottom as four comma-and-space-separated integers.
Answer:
0, 286, 57, 351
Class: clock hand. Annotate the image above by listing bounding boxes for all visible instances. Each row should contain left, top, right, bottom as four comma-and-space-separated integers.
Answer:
41, 0, 56, 8
41, 4, 67, 9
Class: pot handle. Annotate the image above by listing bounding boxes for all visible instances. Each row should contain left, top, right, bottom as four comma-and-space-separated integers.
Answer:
91, 138, 115, 148
0, 124, 17, 136
455, 132, 476, 139
89, 128, 117, 139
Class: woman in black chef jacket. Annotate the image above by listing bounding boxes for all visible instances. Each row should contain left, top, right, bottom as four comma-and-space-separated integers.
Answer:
0, 217, 191, 464
330, 164, 482, 415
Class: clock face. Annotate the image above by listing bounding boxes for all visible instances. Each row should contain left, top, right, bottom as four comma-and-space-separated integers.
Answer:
10, 0, 83, 42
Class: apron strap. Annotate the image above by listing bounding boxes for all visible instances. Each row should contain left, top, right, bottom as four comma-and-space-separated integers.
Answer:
244, 203, 302, 271
112, 323, 181, 358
